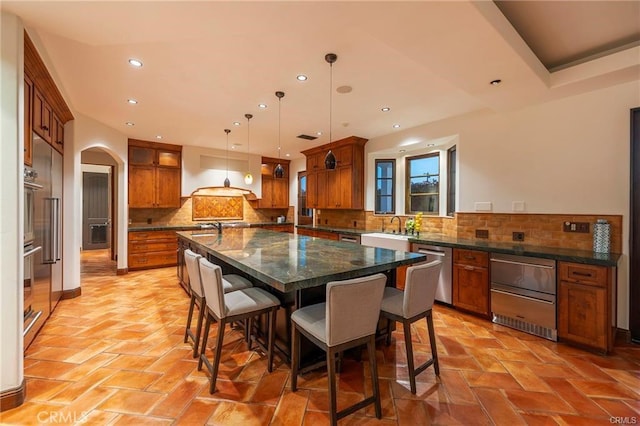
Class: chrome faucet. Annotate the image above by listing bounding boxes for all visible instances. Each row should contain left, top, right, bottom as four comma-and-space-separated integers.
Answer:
213, 221, 222, 234
389, 216, 401, 234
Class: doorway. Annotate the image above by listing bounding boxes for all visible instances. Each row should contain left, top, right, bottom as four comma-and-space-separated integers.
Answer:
82, 168, 112, 251
630, 107, 639, 343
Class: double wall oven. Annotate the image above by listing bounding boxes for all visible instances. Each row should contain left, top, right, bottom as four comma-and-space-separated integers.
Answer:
23, 167, 43, 340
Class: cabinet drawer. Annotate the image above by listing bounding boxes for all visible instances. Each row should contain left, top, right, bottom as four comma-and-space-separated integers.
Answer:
129, 251, 177, 269
129, 230, 177, 242
454, 249, 488, 268
559, 262, 607, 287
129, 241, 177, 254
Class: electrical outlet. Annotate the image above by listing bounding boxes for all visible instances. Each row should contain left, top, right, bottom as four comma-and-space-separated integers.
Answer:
563, 222, 590, 233
513, 231, 525, 242
475, 229, 489, 239
353, 221, 357, 227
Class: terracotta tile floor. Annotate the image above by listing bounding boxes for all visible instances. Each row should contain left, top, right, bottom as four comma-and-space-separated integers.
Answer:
2, 249, 639, 425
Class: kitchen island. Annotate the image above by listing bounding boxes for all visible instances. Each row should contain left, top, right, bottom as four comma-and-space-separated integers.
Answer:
176, 228, 426, 365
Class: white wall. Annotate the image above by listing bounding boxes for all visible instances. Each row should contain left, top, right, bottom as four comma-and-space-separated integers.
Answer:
365, 81, 639, 329
0, 11, 24, 395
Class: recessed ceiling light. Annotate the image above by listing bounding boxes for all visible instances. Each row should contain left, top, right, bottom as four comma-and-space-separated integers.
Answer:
381, 107, 390, 112
297, 75, 308, 81
285, 153, 291, 157
258, 104, 267, 109
127, 99, 138, 104
427, 143, 435, 147
156, 135, 162, 139
393, 124, 400, 128
233, 122, 241, 126
316, 131, 322, 136
336, 85, 352, 94
490, 79, 502, 86
125, 122, 135, 126
128, 58, 143, 67
399, 149, 406, 153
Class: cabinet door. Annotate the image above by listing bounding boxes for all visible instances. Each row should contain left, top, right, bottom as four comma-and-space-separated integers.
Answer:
326, 170, 340, 208
307, 172, 318, 208
272, 178, 289, 208
258, 177, 275, 209
307, 153, 323, 172
157, 149, 180, 167
33, 86, 52, 143
338, 167, 354, 209
24, 76, 34, 166
453, 264, 489, 316
335, 145, 353, 167
129, 146, 156, 166
128, 166, 156, 207
558, 280, 607, 350
156, 167, 182, 207
316, 171, 328, 209
51, 113, 64, 154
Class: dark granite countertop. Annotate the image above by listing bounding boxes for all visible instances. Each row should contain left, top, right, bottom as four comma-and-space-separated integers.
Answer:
129, 221, 294, 232
177, 228, 425, 293
296, 225, 620, 267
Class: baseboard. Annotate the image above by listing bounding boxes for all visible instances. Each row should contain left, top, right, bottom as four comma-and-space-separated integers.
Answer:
61, 287, 81, 300
0, 379, 26, 412
616, 328, 632, 344
117, 268, 128, 275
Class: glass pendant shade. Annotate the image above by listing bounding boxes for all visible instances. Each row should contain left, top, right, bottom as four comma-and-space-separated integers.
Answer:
274, 163, 285, 178
224, 177, 230, 187
244, 113, 253, 185
324, 150, 336, 169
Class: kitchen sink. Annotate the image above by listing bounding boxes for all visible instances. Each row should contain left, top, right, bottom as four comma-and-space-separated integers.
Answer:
360, 232, 411, 251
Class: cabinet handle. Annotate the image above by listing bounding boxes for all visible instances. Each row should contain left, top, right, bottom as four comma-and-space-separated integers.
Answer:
41, 125, 49, 131
572, 271, 593, 277
464, 265, 475, 271
464, 255, 475, 260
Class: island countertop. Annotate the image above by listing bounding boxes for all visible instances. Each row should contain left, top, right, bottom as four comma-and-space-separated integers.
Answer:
177, 228, 425, 293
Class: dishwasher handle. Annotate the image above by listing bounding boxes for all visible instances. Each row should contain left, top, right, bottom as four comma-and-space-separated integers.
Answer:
417, 249, 446, 257
490, 258, 554, 270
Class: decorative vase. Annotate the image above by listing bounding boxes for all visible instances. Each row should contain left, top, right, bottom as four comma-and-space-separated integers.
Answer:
593, 219, 610, 253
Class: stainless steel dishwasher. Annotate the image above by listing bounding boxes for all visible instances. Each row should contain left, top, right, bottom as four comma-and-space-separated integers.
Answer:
412, 244, 452, 304
490, 253, 557, 341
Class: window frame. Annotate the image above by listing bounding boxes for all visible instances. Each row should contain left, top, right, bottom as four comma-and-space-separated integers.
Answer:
405, 152, 440, 215
447, 145, 456, 217
374, 159, 396, 214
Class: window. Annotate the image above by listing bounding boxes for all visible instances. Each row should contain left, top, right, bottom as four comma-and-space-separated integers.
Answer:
297, 172, 312, 224
375, 159, 395, 214
447, 146, 456, 216
406, 153, 439, 214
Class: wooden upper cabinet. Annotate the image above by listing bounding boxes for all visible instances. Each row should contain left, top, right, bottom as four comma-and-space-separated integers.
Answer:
24, 75, 34, 166
257, 157, 290, 209
33, 85, 52, 144
128, 139, 183, 208
51, 112, 64, 154
301, 136, 367, 210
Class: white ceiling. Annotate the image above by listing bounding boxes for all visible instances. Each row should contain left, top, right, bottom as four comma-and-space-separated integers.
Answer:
4, 1, 639, 160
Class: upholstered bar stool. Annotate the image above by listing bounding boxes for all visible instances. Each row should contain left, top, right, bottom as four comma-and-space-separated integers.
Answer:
291, 273, 387, 426
183, 249, 253, 358
197, 257, 280, 394
380, 260, 442, 394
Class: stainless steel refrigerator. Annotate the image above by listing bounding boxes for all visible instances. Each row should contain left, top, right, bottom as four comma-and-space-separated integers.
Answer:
24, 134, 62, 349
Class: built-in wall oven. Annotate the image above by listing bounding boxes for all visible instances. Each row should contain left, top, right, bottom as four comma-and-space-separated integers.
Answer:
24, 167, 43, 338
490, 253, 557, 341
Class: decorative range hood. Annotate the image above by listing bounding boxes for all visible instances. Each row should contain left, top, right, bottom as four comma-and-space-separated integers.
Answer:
190, 186, 258, 221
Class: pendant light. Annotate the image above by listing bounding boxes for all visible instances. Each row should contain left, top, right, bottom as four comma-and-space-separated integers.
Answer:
223, 128, 231, 187
244, 114, 253, 185
274, 91, 285, 179
324, 53, 337, 170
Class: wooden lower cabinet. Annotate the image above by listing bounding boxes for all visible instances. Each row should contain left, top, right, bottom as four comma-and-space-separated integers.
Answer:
558, 262, 616, 353
452, 249, 489, 317
260, 224, 294, 233
296, 228, 339, 241
128, 230, 178, 270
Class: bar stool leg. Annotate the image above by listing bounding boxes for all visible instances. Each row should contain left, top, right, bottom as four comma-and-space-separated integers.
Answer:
426, 310, 439, 375
291, 324, 299, 392
209, 318, 227, 394
198, 313, 212, 371
192, 298, 205, 358
184, 294, 196, 343
267, 308, 277, 372
403, 319, 417, 394
367, 335, 382, 419
327, 346, 338, 426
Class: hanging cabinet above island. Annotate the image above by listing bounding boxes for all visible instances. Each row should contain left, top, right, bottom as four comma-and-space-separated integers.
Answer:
301, 136, 367, 210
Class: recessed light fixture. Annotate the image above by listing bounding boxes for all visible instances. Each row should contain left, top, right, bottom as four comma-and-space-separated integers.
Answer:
399, 149, 406, 153
297, 75, 308, 81
285, 153, 290, 157
258, 104, 267, 109
427, 143, 435, 147
233, 122, 241, 126
316, 131, 322, 136
128, 58, 143, 67
490, 79, 502, 86
125, 121, 135, 126
381, 107, 390, 112
393, 124, 400, 128
127, 99, 138, 104
156, 135, 162, 139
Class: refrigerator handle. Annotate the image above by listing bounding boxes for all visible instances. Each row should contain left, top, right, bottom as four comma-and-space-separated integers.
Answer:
54, 198, 61, 261
44, 198, 55, 264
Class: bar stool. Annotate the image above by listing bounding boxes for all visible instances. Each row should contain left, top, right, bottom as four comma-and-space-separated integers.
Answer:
290, 273, 387, 426
183, 249, 252, 358
197, 257, 280, 394
380, 260, 442, 394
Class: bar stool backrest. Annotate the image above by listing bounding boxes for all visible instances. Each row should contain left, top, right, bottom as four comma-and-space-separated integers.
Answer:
326, 273, 387, 347
403, 260, 442, 318
198, 257, 227, 319
184, 249, 204, 298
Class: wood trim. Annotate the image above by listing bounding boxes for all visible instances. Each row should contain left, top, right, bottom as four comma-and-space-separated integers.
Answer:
616, 328, 631, 344
300, 136, 368, 157
261, 156, 291, 165
117, 268, 128, 275
128, 138, 182, 152
24, 32, 73, 123
0, 379, 26, 412
61, 287, 82, 300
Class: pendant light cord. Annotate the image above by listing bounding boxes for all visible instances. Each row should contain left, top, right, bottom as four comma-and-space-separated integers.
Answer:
329, 60, 333, 147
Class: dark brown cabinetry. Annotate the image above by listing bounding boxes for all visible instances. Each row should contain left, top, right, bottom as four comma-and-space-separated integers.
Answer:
257, 157, 290, 209
558, 262, 616, 353
128, 139, 182, 208
301, 136, 367, 210
128, 230, 178, 270
453, 249, 489, 317
24, 75, 34, 166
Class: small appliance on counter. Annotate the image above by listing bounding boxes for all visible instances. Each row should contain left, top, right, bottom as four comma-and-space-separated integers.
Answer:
276, 215, 286, 224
